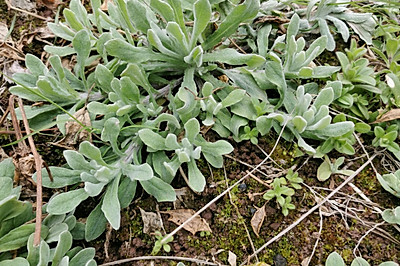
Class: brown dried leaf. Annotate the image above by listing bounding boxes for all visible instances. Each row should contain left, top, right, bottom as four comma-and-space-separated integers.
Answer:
55, 108, 91, 148
13, 153, 35, 183
251, 204, 266, 238
3, 61, 29, 83
373, 109, 400, 124
139, 208, 163, 235
101, 0, 114, 10
163, 209, 212, 235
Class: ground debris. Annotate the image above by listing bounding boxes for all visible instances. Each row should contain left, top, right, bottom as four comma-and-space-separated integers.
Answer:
162, 209, 212, 235
373, 109, 400, 124
250, 204, 266, 237
139, 208, 163, 235
228, 250, 237, 266
54, 108, 92, 149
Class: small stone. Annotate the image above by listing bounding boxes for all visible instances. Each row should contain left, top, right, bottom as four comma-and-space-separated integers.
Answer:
238, 183, 247, 192
249, 207, 257, 216
269, 222, 280, 230
273, 254, 287, 266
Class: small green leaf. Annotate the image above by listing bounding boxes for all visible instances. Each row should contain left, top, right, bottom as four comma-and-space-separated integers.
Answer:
187, 160, 206, 192
46, 222, 69, 243
127, 0, 152, 33
315, 122, 354, 137
0, 224, 48, 252
79, 141, 107, 166
221, 89, 246, 107
73, 29, 91, 75
184, 118, 200, 143
25, 54, 48, 77
317, 160, 332, 182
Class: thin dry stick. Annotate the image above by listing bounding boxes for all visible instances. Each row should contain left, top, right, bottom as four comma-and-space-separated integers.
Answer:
305, 184, 400, 245
160, 121, 289, 246
353, 132, 400, 233
99, 256, 221, 266
228, 37, 247, 54
353, 221, 385, 258
5, 0, 54, 21
16, 97, 43, 246
240, 155, 376, 265
304, 208, 323, 266
224, 154, 271, 178
246, 170, 271, 187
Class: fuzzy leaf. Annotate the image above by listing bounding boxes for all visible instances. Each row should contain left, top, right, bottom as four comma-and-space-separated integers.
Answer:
203, 48, 265, 68
47, 189, 89, 215
85, 202, 107, 242
138, 129, 167, 150
184, 118, 200, 143
69, 248, 96, 266
123, 163, 153, 181
33, 167, 81, 188
0, 224, 48, 252
190, 0, 211, 49
202, 0, 259, 50
187, 160, 206, 192
140, 177, 177, 202
325, 252, 345, 266
101, 174, 121, 229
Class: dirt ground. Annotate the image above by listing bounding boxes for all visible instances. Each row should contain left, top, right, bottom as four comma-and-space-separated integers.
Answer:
1, 0, 400, 265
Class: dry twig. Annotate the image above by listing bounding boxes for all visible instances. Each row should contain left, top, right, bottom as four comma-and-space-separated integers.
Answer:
15, 97, 44, 246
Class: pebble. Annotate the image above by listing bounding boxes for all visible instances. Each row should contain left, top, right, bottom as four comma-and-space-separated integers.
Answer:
238, 183, 247, 192
273, 254, 287, 266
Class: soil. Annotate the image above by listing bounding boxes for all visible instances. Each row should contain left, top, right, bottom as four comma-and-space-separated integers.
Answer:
1, 1, 400, 265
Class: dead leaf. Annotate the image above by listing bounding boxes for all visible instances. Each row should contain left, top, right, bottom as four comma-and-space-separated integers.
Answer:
10, 0, 36, 11
101, 0, 114, 10
251, 204, 266, 237
162, 209, 212, 235
218, 74, 229, 83
139, 208, 163, 235
372, 109, 400, 124
3, 61, 29, 83
301, 256, 311, 266
228, 251, 237, 266
0, 148, 8, 161
0, 22, 8, 40
55, 108, 92, 148
13, 153, 35, 183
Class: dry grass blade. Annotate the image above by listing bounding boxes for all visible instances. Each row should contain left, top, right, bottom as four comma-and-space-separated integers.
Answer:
15, 97, 43, 246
